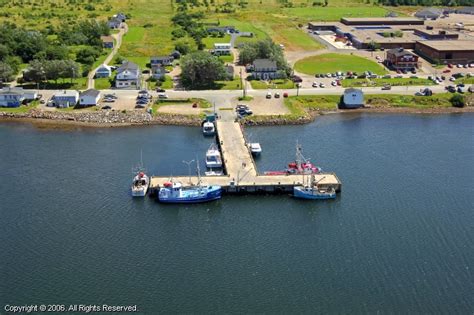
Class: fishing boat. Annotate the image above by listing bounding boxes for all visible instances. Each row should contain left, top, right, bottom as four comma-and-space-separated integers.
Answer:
131, 151, 149, 197
131, 171, 149, 197
158, 163, 222, 203
248, 143, 262, 156
293, 175, 336, 200
205, 143, 222, 168
264, 142, 322, 175
202, 121, 215, 136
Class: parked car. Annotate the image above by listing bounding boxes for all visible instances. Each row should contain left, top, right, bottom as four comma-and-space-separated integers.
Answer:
158, 93, 168, 99
331, 81, 337, 86
447, 64, 453, 68
274, 92, 280, 98
266, 91, 272, 99
468, 85, 474, 93
312, 82, 318, 87
381, 84, 391, 90
457, 87, 465, 93
319, 83, 325, 88
236, 104, 249, 111
291, 75, 302, 83
104, 93, 117, 99
156, 88, 166, 92
283, 92, 289, 98
101, 105, 112, 110
446, 85, 456, 93
103, 98, 115, 103
457, 64, 463, 68
443, 69, 451, 73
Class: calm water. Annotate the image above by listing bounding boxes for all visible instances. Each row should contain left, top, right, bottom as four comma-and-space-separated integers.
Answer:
1, 114, 473, 313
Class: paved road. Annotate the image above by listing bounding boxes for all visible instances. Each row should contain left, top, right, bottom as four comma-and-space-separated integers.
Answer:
87, 24, 128, 89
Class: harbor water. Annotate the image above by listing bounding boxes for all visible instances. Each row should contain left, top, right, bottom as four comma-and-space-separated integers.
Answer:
1, 114, 473, 313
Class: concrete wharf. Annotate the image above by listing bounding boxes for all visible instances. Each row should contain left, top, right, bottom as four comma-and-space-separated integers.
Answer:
149, 121, 342, 196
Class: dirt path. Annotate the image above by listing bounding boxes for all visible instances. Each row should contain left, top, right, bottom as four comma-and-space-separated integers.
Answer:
87, 24, 128, 89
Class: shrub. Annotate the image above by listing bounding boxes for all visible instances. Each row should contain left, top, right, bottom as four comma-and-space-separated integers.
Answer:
450, 94, 465, 108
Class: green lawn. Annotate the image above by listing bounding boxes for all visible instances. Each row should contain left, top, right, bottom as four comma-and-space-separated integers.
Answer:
17, 77, 88, 90
202, 35, 232, 49
295, 53, 388, 75
455, 77, 474, 85
250, 79, 295, 89
94, 77, 113, 90
342, 77, 435, 88
0, 101, 39, 113
283, 93, 455, 114
214, 78, 243, 90
149, 75, 173, 90
218, 53, 234, 63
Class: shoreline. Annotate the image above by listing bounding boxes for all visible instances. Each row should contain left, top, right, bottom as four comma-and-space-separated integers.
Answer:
1, 106, 473, 129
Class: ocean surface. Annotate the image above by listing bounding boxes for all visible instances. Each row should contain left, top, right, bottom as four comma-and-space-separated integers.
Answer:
1, 114, 473, 313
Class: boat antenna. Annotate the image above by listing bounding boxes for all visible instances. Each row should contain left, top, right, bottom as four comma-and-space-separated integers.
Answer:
196, 156, 202, 187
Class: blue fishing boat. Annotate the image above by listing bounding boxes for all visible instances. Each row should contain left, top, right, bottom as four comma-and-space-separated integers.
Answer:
158, 181, 222, 203
293, 175, 336, 200
158, 162, 222, 203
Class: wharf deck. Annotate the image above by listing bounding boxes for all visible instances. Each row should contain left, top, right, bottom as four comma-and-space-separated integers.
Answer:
149, 121, 342, 195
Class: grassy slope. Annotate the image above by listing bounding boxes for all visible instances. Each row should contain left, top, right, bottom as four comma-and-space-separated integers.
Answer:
342, 77, 435, 87
295, 53, 388, 75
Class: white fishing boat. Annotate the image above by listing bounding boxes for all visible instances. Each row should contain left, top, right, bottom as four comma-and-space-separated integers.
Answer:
131, 151, 149, 197
248, 142, 262, 156
131, 171, 149, 197
205, 143, 222, 168
202, 121, 215, 136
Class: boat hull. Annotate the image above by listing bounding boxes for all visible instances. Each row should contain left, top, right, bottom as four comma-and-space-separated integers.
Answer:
158, 186, 222, 203
293, 186, 336, 200
131, 187, 148, 197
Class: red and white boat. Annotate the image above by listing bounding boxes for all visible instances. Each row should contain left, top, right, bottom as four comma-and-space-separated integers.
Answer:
264, 142, 322, 175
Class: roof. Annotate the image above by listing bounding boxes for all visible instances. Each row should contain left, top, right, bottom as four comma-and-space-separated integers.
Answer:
387, 48, 416, 57
415, 7, 442, 17
341, 17, 422, 23
0, 87, 25, 95
416, 40, 474, 51
117, 61, 139, 73
80, 89, 100, 98
97, 64, 111, 71
344, 88, 363, 94
53, 90, 79, 98
253, 59, 277, 69
214, 43, 231, 47
151, 56, 173, 61
457, 7, 474, 14
100, 35, 114, 43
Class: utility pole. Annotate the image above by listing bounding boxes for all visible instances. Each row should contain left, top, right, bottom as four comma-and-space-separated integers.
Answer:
296, 83, 300, 96
240, 68, 246, 98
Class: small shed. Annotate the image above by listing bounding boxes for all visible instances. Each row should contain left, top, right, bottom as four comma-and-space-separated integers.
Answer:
79, 89, 101, 107
342, 88, 364, 108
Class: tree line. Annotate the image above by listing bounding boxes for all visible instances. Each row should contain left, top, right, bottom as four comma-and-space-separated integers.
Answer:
0, 19, 109, 84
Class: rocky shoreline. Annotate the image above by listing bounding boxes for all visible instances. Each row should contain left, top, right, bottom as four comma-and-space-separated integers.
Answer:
1, 106, 473, 128
0, 109, 202, 127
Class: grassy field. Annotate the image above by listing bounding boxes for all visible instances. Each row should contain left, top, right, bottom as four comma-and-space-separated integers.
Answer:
342, 77, 435, 87
281, 6, 389, 20
94, 77, 113, 90
218, 53, 234, 63
286, 93, 454, 110
455, 77, 474, 85
18, 77, 88, 90
250, 79, 295, 89
295, 53, 388, 75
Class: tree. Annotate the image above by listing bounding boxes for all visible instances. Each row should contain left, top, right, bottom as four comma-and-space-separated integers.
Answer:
76, 47, 101, 65
450, 93, 465, 108
239, 39, 292, 77
23, 60, 46, 85
0, 62, 14, 82
181, 51, 229, 88
367, 41, 380, 51
175, 42, 191, 55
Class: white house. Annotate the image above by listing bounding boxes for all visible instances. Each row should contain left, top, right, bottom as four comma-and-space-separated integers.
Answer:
213, 43, 231, 55
95, 64, 112, 78
51, 90, 79, 108
115, 61, 140, 89
79, 89, 101, 107
343, 88, 364, 108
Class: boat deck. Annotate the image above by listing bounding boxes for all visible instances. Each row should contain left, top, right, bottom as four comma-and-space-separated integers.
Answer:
149, 121, 342, 195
